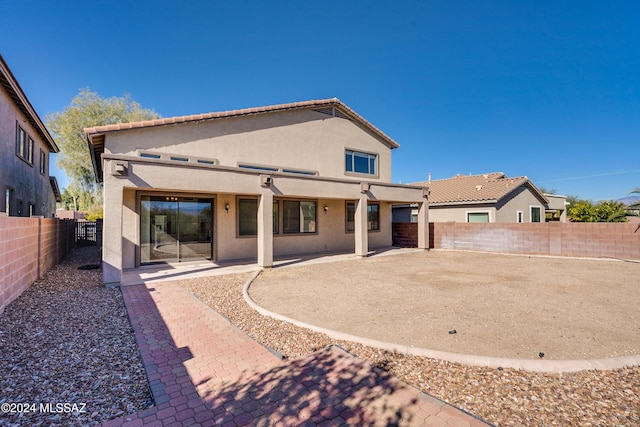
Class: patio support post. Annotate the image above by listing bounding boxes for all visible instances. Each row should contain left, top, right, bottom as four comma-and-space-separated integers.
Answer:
257, 190, 273, 268
102, 163, 124, 285
417, 200, 429, 249
354, 194, 368, 257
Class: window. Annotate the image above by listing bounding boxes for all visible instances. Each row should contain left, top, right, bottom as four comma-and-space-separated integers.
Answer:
27, 137, 34, 164
282, 168, 317, 176
238, 198, 279, 236
467, 212, 490, 223
16, 126, 34, 165
531, 206, 541, 223
283, 200, 316, 234
140, 196, 213, 263
239, 164, 278, 172
346, 202, 355, 232
140, 152, 161, 159
345, 150, 376, 175
517, 211, 523, 223
17, 127, 26, 159
238, 199, 258, 236
5, 188, 14, 216
368, 203, 380, 230
170, 156, 189, 162
40, 150, 47, 174
345, 201, 380, 231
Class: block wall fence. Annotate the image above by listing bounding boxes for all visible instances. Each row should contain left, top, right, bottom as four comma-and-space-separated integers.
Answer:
393, 222, 640, 260
0, 214, 75, 314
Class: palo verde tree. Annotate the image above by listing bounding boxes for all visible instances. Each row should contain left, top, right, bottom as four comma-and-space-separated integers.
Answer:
46, 89, 160, 216
568, 200, 628, 222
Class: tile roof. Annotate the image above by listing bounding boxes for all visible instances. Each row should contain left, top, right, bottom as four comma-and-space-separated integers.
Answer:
84, 98, 399, 149
413, 172, 547, 205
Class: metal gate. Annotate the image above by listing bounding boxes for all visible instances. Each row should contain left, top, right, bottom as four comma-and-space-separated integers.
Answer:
75, 221, 97, 246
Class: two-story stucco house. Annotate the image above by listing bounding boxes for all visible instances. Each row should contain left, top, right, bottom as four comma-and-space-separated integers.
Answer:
85, 98, 429, 285
0, 55, 60, 217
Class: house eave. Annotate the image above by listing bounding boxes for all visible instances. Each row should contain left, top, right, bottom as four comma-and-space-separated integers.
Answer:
0, 55, 58, 153
430, 200, 498, 207
49, 177, 62, 202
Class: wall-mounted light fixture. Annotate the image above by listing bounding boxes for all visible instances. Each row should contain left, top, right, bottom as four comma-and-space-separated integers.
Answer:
225, 203, 230, 213
323, 205, 329, 213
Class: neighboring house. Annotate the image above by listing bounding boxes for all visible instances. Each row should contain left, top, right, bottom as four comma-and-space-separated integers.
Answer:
0, 55, 61, 217
393, 172, 567, 223
85, 98, 429, 285
55, 209, 86, 220
544, 193, 569, 222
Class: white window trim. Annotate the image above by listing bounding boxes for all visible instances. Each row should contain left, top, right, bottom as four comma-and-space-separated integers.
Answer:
530, 205, 542, 223
465, 210, 491, 223
344, 148, 379, 177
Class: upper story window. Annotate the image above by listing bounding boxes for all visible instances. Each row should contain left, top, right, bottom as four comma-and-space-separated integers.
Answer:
40, 149, 47, 175
345, 150, 376, 175
16, 126, 34, 165
239, 164, 278, 172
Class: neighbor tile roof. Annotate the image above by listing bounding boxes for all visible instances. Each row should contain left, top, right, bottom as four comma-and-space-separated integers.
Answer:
413, 172, 547, 204
84, 98, 399, 149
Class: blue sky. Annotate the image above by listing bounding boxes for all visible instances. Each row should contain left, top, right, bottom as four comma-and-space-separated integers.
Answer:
2, 1, 639, 201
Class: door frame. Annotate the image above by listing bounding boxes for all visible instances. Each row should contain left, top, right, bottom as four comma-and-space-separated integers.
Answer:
137, 191, 216, 266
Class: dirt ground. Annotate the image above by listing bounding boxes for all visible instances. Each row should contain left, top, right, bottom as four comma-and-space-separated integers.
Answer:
249, 250, 640, 360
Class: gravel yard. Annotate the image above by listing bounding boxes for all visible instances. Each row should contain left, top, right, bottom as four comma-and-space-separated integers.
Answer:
182, 270, 640, 427
0, 247, 151, 427
2, 246, 637, 426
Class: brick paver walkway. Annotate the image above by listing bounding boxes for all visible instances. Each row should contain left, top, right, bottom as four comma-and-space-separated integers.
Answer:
101, 280, 491, 426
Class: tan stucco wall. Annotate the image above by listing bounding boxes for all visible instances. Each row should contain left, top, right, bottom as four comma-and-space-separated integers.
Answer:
98, 109, 429, 284
103, 109, 392, 182
495, 186, 545, 222
425, 187, 547, 223
111, 160, 399, 266
545, 194, 568, 222
0, 87, 56, 217
102, 157, 423, 283
429, 204, 497, 222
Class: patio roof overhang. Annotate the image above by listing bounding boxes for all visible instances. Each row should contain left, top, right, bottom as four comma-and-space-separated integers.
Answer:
102, 153, 429, 204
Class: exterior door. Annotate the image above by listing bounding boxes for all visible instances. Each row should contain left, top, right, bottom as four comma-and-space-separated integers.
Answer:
140, 195, 213, 264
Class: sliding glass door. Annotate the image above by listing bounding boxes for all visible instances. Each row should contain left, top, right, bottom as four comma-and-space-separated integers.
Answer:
140, 195, 213, 264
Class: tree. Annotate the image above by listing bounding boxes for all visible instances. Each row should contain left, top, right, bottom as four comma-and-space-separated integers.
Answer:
46, 89, 160, 214
59, 186, 79, 211
629, 187, 640, 210
568, 200, 628, 222
537, 186, 557, 195
594, 201, 627, 222
569, 200, 597, 222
